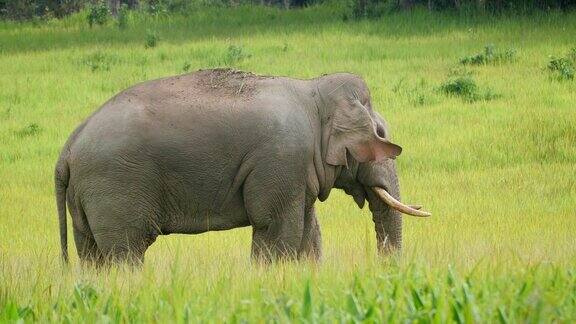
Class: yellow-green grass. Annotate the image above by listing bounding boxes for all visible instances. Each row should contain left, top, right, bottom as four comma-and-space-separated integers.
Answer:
1, 6, 576, 322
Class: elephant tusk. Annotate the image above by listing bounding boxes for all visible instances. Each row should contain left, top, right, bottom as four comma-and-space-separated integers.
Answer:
372, 187, 431, 217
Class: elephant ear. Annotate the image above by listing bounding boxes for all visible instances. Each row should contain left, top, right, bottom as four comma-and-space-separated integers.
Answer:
326, 100, 402, 167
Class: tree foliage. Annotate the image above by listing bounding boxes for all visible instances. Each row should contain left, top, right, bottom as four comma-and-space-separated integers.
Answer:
353, 0, 576, 18
1, 0, 576, 20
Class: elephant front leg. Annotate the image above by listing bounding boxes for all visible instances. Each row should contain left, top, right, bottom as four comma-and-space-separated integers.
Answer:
250, 209, 305, 263
298, 205, 322, 262
244, 164, 307, 263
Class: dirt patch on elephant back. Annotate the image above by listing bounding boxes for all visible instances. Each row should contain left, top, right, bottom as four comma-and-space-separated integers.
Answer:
193, 68, 262, 99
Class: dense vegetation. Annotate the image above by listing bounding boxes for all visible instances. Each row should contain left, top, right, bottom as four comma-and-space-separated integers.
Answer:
2, 0, 576, 20
1, 4, 575, 322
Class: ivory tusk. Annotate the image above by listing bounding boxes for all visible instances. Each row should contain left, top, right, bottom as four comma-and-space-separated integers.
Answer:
372, 187, 431, 217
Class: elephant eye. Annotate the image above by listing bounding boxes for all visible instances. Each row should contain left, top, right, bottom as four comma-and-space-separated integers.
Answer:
376, 125, 386, 138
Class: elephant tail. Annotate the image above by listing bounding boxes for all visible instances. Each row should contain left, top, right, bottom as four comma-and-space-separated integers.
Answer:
55, 156, 70, 263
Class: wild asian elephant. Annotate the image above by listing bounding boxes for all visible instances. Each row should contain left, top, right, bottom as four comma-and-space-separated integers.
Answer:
55, 69, 430, 265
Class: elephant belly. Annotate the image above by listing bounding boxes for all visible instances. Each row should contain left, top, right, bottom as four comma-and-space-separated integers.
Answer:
160, 192, 251, 235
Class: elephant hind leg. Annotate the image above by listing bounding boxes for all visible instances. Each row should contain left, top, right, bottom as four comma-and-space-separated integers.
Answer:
73, 227, 104, 266
68, 192, 104, 266
92, 227, 155, 266
81, 189, 161, 266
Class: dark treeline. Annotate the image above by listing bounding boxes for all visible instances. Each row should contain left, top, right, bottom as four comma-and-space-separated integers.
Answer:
354, 0, 576, 18
398, 0, 576, 11
1, 0, 576, 20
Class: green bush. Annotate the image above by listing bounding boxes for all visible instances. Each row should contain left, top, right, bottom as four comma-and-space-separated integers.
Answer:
145, 30, 159, 48
547, 48, 575, 81
460, 45, 516, 65
142, 0, 195, 15
411, 0, 576, 12
440, 76, 499, 102
182, 62, 191, 72
350, 0, 396, 19
116, 3, 129, 29
87, 1, 109, 27
1, 0, 37, 20
224, 45, 251, 66
46, 0, 86, 18
441, 76, 478, 99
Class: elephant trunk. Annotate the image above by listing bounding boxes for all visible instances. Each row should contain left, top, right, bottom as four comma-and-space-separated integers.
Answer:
370, 184, 402, 254
366, 162, 403, 254
359, 158, 430, 255
374, 208, 403, 254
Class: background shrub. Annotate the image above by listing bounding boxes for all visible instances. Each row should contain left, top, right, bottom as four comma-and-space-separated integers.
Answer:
3, 0, 576, 21
116, 3, 129, 29
440, 76, 478, 100
87, 1, 109, 27
1, 0, 37, 20
222, 45, 251, 66
82, 51, 118, 72
145, 29, 159, 48
440, 76, 499, 102
351, 0, 395, 19
547, 48, 576, 81
460, 45, 517, 65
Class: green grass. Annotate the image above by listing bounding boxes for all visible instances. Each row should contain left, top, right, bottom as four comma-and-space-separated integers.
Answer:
1, 5, 576, 322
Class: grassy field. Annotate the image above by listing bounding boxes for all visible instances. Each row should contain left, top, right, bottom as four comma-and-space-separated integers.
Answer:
1, 5, 576, 322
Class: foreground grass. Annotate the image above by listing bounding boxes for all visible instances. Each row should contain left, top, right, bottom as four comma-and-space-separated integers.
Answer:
1, 5, 576, 322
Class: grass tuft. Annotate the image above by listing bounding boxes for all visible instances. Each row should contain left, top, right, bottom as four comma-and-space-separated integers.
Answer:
224, 44, 251, 66
460, 44, 517, 65
82, 51, 119, 72
15, 123, 41, 138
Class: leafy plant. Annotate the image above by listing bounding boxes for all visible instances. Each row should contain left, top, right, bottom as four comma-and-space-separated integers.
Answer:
87, 1, 109, 27
460, 44, 516, 65
350, 0, 396, 19
71, 282, 98, 311
440, 76, 499, 102
441, 76, 477, 99
145, 30, 159, 49
569, 47, 576, 61
223, 45, 251, 66
144, 0, 168, 15
15, 123, 41, 138
547, 49, 575, 81
0, 301, 35, 321
182, 62, 191, 72
116, 4, 129, 30
82, 51, 117, 72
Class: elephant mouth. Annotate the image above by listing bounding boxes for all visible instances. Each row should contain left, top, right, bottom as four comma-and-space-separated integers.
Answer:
372, 187, 431, 217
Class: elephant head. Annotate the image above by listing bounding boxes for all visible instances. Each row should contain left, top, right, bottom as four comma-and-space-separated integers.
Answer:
316, 73, 430, 254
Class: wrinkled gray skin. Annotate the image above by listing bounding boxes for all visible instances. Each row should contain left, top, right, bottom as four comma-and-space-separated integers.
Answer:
55, 69, 404, 265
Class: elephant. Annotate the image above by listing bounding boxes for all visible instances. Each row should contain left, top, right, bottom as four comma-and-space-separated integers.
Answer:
55, 68, 430, 265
